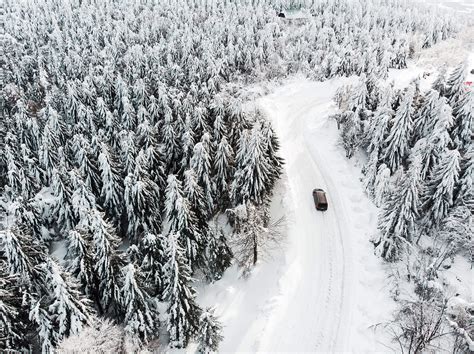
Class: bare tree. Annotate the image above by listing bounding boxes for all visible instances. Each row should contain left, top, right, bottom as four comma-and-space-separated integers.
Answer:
227, 202, 285, 276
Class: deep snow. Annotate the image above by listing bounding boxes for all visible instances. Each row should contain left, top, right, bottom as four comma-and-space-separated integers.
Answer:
198, 76, 398, 352
257, 77, 396, 352
196, 57, 473, 352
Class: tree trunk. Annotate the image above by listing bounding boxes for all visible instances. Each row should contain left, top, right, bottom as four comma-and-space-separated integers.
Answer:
253, 234, 258, 265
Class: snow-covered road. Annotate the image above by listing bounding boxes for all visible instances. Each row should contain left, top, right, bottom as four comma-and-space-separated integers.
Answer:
256, 78, 394, 352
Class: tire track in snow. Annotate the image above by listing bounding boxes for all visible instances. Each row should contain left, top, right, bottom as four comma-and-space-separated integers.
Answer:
256, 79, 355, 352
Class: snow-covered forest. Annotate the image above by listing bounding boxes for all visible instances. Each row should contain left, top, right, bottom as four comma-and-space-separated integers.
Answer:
332, 61, 473, 351
0, 0, 470, 351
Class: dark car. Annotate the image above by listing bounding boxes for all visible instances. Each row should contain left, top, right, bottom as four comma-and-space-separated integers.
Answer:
313, 189, 328, 211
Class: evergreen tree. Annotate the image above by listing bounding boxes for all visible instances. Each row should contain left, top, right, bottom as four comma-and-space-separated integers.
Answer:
71, 134, 101, 195
431, 64, 448, 97
366, 106, 392, 157
231, 123, 272, 205
260, 118, 284, 192
204, 223, 232, 282
39, 122, 60, 182
190, 135, 215, 218
347, 74, 368, 111
362, 150, 379, 198
64, 229, 99, 307
123, 153, 162, 241
3, 226, 43, 281
197, 307, 223, 353
70, 170, 97, 221
374, 157, 423, 261
120, 263, 157, 344
51, 168, 76, 233
180, 121, 196, 170
36, 259, 93, 341
341, 108, 363, 158
164, 174, 202, 268
384, 85, 415, 172
454, 146, 473, 207
213, 137, 234, 205
445, 61, 467, 106
119, 130, 137, 177
412, 89, 440, 141
164, 231, 202, 348
0, 265, 30, 350
98, 142, 124, 219
138, 232, 164, 297
421, 149, 461, 230
451, 91, 473, 151
80, 209, 124, 315
183, 168, 208, 230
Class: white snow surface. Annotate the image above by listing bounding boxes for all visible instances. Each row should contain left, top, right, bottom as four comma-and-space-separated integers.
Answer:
198, 76, 397, 352
257, 77, 395, 352
195, 10, 474, 350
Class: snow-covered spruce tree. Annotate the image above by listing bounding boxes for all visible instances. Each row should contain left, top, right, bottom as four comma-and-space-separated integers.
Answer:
437, 206, 473, 261
164, 174, 202, 269
50, 168, 76, 233
347, 74, 368, 111
384, 84, 415, 173
162, 114, 179, 172
144, 126, 167, 192
4, 140, 40, 200
70, 170, 97, 222
365, 72, 381, 111
98, 142, 124, 220
451, 90, 473, 152
414, 99, 453, 180
362, 150, 380, 198
412, 89, 440, 142
3, 139, 22, 198
341, 108, 363, 159
64, 229, 99, 308
2, 226, 44, 281
138, 232, 165, 298
366, 105, 392, 157
231, 122, 272, 205
35, 258, 94, 342
119, 130, 137, 177
205, 222, 233, 282
260, 117, 284, 193
79, 209, 124, 315
431, 64, 448, 97
10, 196, 45, 243
454, 146, 473, 207
445, 60, 468, 106
420, 149, 461, 231
190, 135, 215, 218
0, 263, 30, 350
374, 156, 423, 261
197, 307, 223, 353
119, 263, 157, 344
70, 134, 101, 196
213, 137, 234, 208
123, 151, 162, 241
183, 168, 208, 231
39, 121, 60, 183
164, 231, 202, 348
